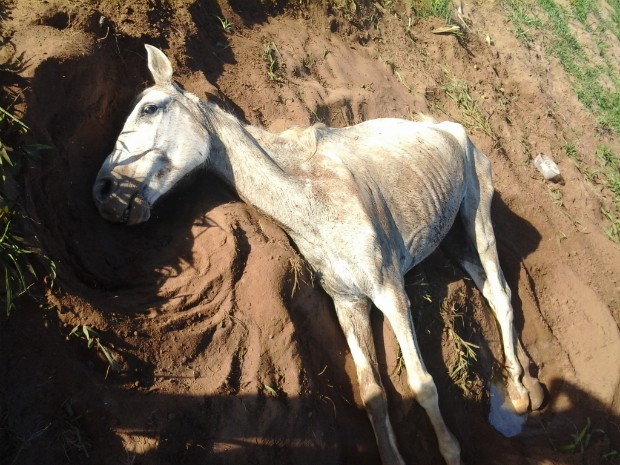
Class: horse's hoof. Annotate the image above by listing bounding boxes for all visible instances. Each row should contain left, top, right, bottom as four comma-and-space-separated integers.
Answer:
508, 376, 545, 413
523, 376, 546, 411
506, 382, 530, 415
510, 395, 530, 415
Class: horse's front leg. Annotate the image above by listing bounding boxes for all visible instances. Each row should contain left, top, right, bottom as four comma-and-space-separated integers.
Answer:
459, 149, 545, 413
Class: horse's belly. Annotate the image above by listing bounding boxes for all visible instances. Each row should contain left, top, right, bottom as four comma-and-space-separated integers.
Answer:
400, 187, 464, 271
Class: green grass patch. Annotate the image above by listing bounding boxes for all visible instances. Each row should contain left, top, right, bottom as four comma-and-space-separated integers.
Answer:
570, 0, 594, 25
538, 0, 620, 133
558, 417, 592, 453
537, 0, 585, 75
601, 209, 620, 242
565, 141, 620, 242
1, 105, 35, 315
409, 0, 453, 22
502, 0, 544, 45
1, 102, 55, 315
597, 144, 620, 201
503, 0, 620, 135
0, 219, 37, 315
607, 0, 620, 39
596, 144, 620, 242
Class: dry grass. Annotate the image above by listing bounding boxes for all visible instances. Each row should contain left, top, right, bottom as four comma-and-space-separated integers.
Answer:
441, 70, 495, 141
440, 301, 482, 397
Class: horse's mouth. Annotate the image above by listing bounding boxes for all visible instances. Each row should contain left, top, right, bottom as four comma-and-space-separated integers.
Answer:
123, 191, 151, 225
97, 189, 151, 225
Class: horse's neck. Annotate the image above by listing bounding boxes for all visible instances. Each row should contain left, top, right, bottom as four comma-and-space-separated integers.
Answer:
206, 104, 312, 228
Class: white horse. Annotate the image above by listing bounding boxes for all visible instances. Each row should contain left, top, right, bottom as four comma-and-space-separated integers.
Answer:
93, 45, 544, 465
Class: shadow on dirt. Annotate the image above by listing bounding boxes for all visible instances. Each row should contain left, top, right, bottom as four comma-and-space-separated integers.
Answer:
2, 298, 619, 465
18, 38, 237, 300
184, 1, 235, 80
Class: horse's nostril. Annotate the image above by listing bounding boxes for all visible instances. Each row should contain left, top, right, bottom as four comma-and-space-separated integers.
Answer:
95, 176, 117, 203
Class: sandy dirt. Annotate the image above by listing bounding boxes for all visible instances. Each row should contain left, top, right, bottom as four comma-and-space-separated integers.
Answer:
1, 1, 619, 464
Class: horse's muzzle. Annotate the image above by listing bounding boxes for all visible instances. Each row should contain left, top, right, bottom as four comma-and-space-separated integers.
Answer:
93, 176, 151, 225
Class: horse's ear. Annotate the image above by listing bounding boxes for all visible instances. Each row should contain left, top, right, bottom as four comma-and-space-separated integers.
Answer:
145, 44, 173, 86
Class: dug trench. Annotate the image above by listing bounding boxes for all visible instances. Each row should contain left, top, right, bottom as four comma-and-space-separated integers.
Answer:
1, 1, 620, 465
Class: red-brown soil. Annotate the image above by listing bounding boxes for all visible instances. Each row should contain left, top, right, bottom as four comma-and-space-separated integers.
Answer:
1, 1, 619, 465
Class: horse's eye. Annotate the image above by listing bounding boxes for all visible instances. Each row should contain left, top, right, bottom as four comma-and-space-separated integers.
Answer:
142, 104, 158, 115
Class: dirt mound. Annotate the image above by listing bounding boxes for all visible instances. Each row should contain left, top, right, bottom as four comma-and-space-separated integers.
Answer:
1, 1, 619, 465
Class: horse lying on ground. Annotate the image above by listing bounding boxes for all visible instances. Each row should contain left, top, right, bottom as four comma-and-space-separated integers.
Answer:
93, 44, 544, 465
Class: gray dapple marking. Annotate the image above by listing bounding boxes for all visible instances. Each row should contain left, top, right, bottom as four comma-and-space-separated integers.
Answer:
93, 45, 544, 465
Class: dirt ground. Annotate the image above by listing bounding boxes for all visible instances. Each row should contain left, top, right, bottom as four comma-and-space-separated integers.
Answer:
1, 0, 620, 464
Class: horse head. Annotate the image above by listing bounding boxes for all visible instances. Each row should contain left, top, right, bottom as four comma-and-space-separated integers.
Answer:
93, 45, 209, 224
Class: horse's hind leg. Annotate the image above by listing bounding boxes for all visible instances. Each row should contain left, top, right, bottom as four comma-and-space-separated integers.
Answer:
442, 220, 545, 413
459, 148, 544, 413
332, 295, 405, 465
